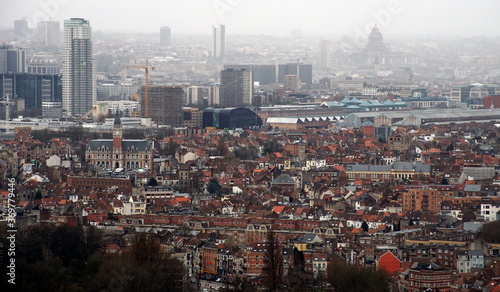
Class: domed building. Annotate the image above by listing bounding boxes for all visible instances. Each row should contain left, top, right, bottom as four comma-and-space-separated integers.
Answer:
366, 24, 387, 52
349, 25, 417, 67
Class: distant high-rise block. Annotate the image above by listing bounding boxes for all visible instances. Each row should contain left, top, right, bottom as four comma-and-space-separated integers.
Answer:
185, 86, 204, 105
212, 24, 225, 59
160, 26, 171, 47
41, 21, 61, 47
220, 69, 253, 107
0, 46, 26, 74
0, 73, 62, 117
320, 40, 331, 69
208, 84, 219, 106
14, 19, 28, 38
278, 63, 312, 85
62, 18, 95, 117
141, 85, 183, 126
225, 64, 276, 85
38, 21, 60, 46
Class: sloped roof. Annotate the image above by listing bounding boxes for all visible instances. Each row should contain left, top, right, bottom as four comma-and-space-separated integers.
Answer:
87, 139, 152, 151
272, 174, 296, 185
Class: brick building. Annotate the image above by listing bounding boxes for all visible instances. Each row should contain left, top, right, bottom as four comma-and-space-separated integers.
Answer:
66, 175, 132, 189
401, 262, 454, 292
142, 85, 183, 126
402, 187, 455, 213
86, 115, 153, 170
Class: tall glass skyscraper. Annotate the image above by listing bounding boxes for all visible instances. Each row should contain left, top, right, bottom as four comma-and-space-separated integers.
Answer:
62, 18, 95, 117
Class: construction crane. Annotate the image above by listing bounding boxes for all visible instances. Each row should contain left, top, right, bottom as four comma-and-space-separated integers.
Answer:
126, 60, 155, 118
290, 51, 307, 91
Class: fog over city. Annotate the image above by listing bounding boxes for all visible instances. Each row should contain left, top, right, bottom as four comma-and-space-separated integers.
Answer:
2, 0, 500, 37
4, 1, 500, 292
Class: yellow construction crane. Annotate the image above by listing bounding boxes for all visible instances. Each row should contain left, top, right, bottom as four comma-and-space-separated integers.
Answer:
126, 60, 155, 117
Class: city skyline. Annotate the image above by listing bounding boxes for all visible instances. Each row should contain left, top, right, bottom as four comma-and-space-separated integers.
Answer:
2, 0, 500, 38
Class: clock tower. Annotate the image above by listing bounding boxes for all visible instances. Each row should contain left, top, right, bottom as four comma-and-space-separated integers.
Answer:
112, 113, 123, 168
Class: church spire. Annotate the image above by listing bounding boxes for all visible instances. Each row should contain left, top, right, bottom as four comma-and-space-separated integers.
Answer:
114, 112, 122, 126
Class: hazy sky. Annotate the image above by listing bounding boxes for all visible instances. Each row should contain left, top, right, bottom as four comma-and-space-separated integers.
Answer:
2, 0, 500, 37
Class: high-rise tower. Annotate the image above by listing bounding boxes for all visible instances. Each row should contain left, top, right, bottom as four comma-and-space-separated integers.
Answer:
62, 18, 95, 117
39, 21, 61, 47
212, 24, 226, 59
14, 19, 28, 38
220, 69, 253, 107
141, 85, 183, 126
320, 40, 331, 69
0, 45, 26, 74
160, 26, 171, 47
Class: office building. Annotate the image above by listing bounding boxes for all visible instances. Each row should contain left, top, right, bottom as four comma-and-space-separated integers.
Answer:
212, 24, 225, 59
278, 63, 313, 85
160, 26, 172, 47
224, 64, 276, 85
28, 54, 60, 75
0, 46, 26, 74
208, 84, 219, 106
141, 85, 183, 126
14, 19, 28, 38
220, 69, 253, 107
96, 81, 138, 100
160, 26, 171, 47
62, 18, 95, 117
320, 40, 331, 69
183, 107, 203, 127
450, 83, 497, 105
38, 21, 61, 47
185, 86, 204, 105
0, 74, 62, 117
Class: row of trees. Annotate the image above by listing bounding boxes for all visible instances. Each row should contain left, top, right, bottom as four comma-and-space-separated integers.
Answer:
480, 220, 500, 243
0, 225, 185, 291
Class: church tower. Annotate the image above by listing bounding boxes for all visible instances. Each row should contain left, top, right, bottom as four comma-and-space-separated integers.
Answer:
112, 113, 123, 168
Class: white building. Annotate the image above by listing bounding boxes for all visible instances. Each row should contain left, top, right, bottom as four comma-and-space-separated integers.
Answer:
97, 100, 140, 116
208, 84, 219, 106
480, 202, 500, 221
185, 86, 204, 105
62, 18, 95, 117
212, 24, 225, 59
457, 250, 484, 273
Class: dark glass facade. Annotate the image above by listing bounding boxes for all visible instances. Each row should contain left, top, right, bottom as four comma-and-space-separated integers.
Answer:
0, 73, 62, 110
203, 107, 262, 129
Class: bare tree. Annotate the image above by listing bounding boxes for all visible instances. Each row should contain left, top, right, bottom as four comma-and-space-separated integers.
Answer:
263, 230, 284, 292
